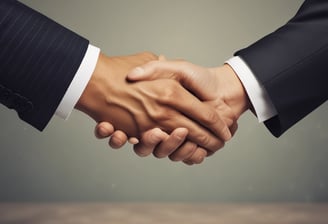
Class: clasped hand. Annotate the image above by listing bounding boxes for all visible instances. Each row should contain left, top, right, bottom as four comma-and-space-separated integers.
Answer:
77, 52, 249, 165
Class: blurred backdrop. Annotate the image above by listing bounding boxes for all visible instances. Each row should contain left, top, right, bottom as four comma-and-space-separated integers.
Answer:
1, 0, 327, 202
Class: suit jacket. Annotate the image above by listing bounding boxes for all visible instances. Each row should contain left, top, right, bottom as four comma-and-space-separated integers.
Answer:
236, 0, 328, 137
0, 0, 89, 131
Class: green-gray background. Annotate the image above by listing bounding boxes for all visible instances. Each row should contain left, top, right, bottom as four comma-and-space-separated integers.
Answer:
1, 0, 327, 202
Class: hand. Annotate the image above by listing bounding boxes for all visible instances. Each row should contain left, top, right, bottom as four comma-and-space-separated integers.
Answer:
95, 122, 208, 165
76, 52, 232, 153
94, 121, 139, 148
125, 60, 251, 157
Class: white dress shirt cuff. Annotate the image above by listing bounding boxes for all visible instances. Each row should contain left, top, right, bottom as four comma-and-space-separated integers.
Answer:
55, 44, 100, 120
225, 56, 277, 122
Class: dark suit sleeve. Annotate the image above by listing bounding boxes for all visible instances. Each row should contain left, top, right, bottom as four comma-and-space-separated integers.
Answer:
235, 0, 328, 137
0, 0, 89, 131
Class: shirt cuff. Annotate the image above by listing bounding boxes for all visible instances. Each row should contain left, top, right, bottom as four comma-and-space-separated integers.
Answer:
225, 56, 277, 122
55, 44, 100, 120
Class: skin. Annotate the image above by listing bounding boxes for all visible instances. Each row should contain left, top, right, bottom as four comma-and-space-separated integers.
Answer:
95, 59, 250, 165
75, 52, 233, 159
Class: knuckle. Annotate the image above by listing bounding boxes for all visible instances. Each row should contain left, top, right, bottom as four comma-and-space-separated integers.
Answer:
151, 109, 173, 122
183, 161, 194, 166
134, 147, 152, 157
169, 155, 182, 162
209, 141, 225, 154
139, 51, 158, 60
160, 81, 181, 103
169, 142, 197, 162
168, 155, 179, 162
188, 142, 198, 153
168, 153, 181, 162
202, 109, 220, 125
195, 134, 211, 147
194, 134, 226, 152
146, 60, 159, 68
182, 143, 198, 156
153, 151, 167, 159
192, 155, 205, 165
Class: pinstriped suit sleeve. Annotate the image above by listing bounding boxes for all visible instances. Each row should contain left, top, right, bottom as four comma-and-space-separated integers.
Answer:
0, 0, 89, 131
236, 0, 328, 137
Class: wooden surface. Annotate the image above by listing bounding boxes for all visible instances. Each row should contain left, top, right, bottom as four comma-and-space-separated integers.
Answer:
0, 203, 328, 224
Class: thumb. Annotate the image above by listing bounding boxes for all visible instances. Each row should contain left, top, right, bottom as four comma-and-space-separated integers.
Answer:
127, 60, 183, 82
127, 66, 148, 81
127, 54, 167, 81
127, 59, 165, 81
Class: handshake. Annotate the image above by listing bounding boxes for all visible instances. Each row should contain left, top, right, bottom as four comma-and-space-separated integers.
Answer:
4, 0, 325, 167
76, 52, 251, 165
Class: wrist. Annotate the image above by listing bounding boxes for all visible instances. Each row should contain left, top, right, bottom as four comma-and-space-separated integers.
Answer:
75, 52, 107, 116
75, 52, 158, 138
213, 64, 251, 119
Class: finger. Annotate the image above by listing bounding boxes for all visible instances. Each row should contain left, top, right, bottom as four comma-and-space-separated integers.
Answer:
127, 60, 178, 81
128, 61, 233, 142
183, 148, 207, 165
127, 60, 216, 101
211, 100, 238, 138
153, 128, 188, 158
128, 137, 139, 145
159, 83, 232, 142
168, 141, 198, 162
229, 122, 238, 137
94, 122, 114, 139
134, 128, 168, 157
158, 108, 226, 153
109, 130, 128, 149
